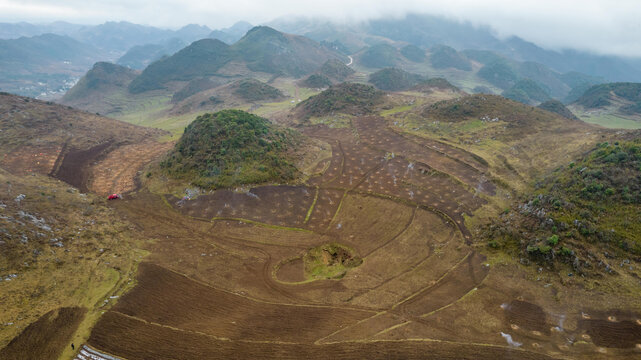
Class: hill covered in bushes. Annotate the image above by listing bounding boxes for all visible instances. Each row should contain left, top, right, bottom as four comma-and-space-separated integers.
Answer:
161, 110, 301, 188
484, 139, 641, 275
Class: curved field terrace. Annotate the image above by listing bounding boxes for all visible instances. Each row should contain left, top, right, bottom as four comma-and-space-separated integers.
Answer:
49, 114, 641, 359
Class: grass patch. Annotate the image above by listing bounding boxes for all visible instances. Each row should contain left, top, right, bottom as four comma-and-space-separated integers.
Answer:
309, 114, 353, 128
303, 243, 363, 280
577, 113, 641, 129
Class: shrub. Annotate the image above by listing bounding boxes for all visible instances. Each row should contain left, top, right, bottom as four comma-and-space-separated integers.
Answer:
558, 247, 572, 256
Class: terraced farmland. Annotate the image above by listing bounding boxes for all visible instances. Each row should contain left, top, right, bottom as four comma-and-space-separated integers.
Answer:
5, 91, 641, 359
54, 111, 641, 359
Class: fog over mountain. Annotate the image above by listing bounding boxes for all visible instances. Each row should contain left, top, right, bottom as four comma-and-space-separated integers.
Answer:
1, 0, 640, 58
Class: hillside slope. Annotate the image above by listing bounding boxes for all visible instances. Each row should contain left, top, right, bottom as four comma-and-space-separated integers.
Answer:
0, 92, 168, 193
484, 138, 641, 275
400, 94, 608, 192
0, 93, 164, 357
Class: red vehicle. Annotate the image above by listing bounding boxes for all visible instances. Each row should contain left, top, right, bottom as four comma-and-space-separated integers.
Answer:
107, 194, 121, 200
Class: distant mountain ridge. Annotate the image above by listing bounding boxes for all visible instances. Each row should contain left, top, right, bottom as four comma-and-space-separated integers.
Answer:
209, 21, 253, 44
128, 26, 345, 94
0, 33, 106, 98
2, 14, 641, 84
0, 33, 100, 70
117, 38, 187, 70
268, 13, 641, 83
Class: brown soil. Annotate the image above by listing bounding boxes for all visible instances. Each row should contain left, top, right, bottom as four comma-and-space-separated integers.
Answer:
173, 185, 314, 227
0, 144, 62, 176
275, 258, 306, 282
579, 318, 641, 348
88, 140, 173, 196
393, 252, 489, 318
354, 116, 496, 195
88, 311, 559, 360
111, 262, 373, 343
305, 188, 343, 230
0, 307, 86, 360
29, 106, 622, 359
504, 300, 550, 335
53, 142, 113, 192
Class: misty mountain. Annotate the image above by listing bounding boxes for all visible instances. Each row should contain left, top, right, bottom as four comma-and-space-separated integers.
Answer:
72, 21, 177, 53
117, 38, 187, 70
209, 21, 253, 44
501, 36, 641, 83
502, 78, 551, 105
174, 24, 212, 42
0, 33, 106, 98
366, 14, 502, 50
358, 44, 402, 68
1, 21, 211, 55
0, 21, 84, 39
128, 26, 345, 93
0, 33, 100, 70
270, 14, 641, 84
429, 45, 472, 71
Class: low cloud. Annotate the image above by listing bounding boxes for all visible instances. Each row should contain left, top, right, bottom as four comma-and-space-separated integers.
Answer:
1, 0, 640, 57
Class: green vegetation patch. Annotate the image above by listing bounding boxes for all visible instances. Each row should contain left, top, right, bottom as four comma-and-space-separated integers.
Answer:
484, 139, 641, 274
128, 39, 231, 94
161, 110, 300, 189
232, 79, 284, 102
62, 62, 137, 102
368, 68, 425, 91
303, 243, 363, 280
412, 78, 461, 93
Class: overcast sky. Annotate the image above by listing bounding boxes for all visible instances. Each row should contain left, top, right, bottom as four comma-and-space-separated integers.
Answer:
1, 0, 640, 57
